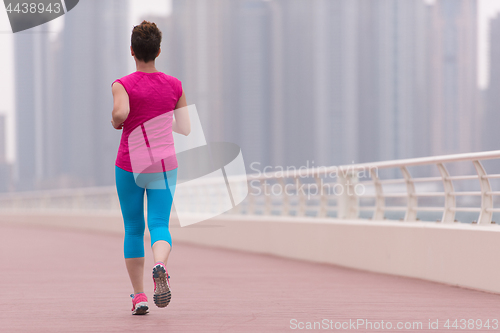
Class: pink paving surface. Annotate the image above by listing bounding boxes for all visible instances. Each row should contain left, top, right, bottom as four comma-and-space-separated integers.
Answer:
1, 221, 500, 332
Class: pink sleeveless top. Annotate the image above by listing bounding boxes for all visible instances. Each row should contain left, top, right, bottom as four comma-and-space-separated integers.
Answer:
112, 71, 182, 173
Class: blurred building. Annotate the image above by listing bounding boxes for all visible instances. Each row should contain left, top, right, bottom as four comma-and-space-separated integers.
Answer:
159, 0, 478, 173
274, 0, 322, 168
484, 13, 500, 152
159, 0, 274, 173
58, 0, 129, 187
0, 114, 12, 192
355, 0, 430, 165
161, 0, 360, 170
428, 0, 479, 156
0, 114, 6, 165
13, 24, 51, 191
14, 0, 130, 190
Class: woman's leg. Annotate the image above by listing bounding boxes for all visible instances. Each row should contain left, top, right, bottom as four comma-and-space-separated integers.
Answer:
144, 167, 177, 308
115, 165, 147, 294
125, 258, 145, 294
146, 168, 177, 264
152, 241, 171, 265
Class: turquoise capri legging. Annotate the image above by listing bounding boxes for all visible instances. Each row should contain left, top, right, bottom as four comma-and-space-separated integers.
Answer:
115, 165, 177, 259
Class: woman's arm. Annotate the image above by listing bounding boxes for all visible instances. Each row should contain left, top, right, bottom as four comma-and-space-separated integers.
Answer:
111, 82, 130, 130
172, 89, 191, 136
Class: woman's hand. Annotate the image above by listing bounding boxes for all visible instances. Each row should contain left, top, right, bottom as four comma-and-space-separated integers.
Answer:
111, 119, 124, 130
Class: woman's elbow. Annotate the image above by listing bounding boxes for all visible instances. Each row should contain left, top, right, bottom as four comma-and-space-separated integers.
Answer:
181, 123, 191, 136
112, 108, 128, 123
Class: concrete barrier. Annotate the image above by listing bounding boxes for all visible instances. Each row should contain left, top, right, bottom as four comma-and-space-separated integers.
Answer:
1, 211, 499, 294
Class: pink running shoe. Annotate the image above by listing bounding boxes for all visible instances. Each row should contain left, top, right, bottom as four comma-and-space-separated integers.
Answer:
130, 292, 149, 315
152, 262, 171, 308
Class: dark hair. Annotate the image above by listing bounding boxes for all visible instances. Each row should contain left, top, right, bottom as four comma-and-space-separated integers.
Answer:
131, 20, 162, 62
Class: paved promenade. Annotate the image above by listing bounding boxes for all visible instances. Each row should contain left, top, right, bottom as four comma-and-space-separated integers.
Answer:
1, 221, 499, 332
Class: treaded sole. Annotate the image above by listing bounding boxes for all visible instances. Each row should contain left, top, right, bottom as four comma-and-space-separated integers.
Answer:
153, 265, 171, 308
132, 303, 149, 315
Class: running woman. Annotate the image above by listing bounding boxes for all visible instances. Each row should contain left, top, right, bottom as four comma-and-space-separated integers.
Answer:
111, 20, 191, 315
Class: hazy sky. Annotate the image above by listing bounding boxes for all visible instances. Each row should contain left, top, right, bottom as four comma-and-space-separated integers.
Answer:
0, 0, 498, 163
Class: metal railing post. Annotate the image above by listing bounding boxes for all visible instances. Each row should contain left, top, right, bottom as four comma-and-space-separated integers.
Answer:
337, 171, 359, 219
400, 166, 417, 221
279, 177, 290, 216
261, 179, 272, 215
315, 175, 327, 218
235, 181, 245, 215
437, 163, 456, 223
247, 179, 256, 214
472, 160, 493, 225
370, 168, 384, 220
295, 177, 306, 217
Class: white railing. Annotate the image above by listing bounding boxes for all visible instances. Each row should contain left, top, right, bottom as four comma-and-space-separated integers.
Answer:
0, 186, 120, 213
2, 150, 500, 225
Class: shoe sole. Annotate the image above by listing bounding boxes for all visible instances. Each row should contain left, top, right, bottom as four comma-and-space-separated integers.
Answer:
153, 265, 171, 308
132, 302, 149, 315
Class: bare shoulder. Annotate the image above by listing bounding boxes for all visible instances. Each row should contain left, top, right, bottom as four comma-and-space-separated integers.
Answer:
112, 81, 127, 95
112, 81, 124, 90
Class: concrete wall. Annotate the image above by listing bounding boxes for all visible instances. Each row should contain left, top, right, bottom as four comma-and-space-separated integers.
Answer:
1, 211, 499, 294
